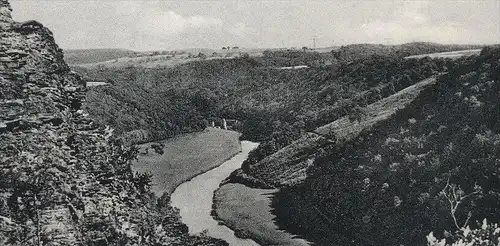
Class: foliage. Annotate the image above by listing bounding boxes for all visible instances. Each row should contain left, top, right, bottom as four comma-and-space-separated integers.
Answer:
332, 42, 481, 62
427, 219, 500, 246
76, 47, 461, 166
133, 171, 153, 193
272, 47, 500, 245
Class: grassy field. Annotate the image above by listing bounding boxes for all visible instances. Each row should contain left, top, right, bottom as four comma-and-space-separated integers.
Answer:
213, 183, 310, 246
131, 128, 241, 195
404, 49, 481, 59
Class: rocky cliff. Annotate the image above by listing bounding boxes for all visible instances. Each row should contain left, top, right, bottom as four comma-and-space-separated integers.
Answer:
0, 1, 225, 245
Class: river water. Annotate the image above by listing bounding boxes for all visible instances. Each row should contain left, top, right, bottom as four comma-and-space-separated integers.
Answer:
170, 141, 260, 246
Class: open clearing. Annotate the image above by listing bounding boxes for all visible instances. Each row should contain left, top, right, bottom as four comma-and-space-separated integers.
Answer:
213, 183, 310, 246
131, 128, 241, 195
404, 49, 481, 59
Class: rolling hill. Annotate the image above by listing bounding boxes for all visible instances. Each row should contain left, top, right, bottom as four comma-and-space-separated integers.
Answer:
67, 38, 495, 245
73, 42, 474, 146
244, 47, 500, 245
63, 48, 138, 64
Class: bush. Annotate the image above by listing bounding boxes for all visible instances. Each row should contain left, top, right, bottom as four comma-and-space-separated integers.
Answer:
427, 219, 500, 246
133, 171, 153, 193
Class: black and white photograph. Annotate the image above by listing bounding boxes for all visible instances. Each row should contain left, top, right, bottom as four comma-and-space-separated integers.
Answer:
1, 0, 500, 245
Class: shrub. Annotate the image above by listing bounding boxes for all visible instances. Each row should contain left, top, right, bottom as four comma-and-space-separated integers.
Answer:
427, 219, 500, 246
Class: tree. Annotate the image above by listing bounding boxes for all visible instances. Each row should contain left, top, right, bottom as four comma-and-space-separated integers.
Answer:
133, 172, 153, 193
198, 52, 207, 60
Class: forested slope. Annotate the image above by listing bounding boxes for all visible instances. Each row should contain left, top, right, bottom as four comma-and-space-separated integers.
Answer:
333, 42, 482, 61
64, 48, 138, 65
73, 44, 472, 145
271, 47, 500, 245
65, 25, 494, 244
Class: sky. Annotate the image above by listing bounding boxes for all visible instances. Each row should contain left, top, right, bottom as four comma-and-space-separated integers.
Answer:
9, 0, 500, 51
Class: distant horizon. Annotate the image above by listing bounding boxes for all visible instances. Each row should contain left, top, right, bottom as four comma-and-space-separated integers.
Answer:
10, 0, 500, 51
62, 42, 491, 53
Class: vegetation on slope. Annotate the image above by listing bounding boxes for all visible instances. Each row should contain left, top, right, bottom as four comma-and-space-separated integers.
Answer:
64, 48, 138, 64
272, 46, 500, 245
66, 34, 489, 245
74, 43, 471, 147
85, 83, 212, 144
332, 42, 482, 62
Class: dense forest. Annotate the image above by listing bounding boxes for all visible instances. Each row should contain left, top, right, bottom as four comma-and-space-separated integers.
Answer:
272, 47, 500, 245
74, 43, 474, 146
332, 42, 481, 62
70, 42, 497, 245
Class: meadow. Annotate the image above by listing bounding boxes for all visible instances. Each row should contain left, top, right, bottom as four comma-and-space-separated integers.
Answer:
131, 128, 241, 195
213, 183, 310, 246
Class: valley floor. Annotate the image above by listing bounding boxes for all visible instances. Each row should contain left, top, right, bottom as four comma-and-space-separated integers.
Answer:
131, 127, 241, 195
213, 183, 311, 246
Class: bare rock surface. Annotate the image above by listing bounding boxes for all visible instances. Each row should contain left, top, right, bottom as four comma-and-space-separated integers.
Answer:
0, 1, 226, 245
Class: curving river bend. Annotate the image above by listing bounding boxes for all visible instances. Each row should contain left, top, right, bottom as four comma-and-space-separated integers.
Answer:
170, 141, 260, 246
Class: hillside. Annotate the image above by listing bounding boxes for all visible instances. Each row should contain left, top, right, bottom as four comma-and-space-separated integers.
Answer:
405, 49, 482, 60
66, 47, 267, 69
243, 75, 441, 186
65, 37, 489, 244
73, 43, 469, 146
0, 1, 226, 245
333, 42, 482, 62
63, 48, 138, 64
233, 47, 500, 245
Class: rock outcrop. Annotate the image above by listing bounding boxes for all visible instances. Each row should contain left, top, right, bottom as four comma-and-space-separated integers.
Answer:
0, 1, 225, 245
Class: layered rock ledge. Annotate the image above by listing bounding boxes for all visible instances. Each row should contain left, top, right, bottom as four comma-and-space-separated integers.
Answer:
0, 1, 225, 245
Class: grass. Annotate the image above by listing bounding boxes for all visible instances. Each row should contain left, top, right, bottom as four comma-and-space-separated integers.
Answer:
249, 76, 440, 186
213, 183, 310, 246
404, 49, 481, 59
131, 128, 241, 196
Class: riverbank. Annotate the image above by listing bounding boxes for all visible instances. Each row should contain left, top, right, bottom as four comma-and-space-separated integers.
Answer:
131, 127, 241, 195
212, 183, 311, 246
170, 141, 260, 246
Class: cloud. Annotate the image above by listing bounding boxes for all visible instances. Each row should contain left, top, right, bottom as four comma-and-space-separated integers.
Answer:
13, 0, 495, 50
359, 1, 466, 44
114, 1, 143, 16
111, 3, 257, 50
137, 9, 222, 36
228, 22, 256, 38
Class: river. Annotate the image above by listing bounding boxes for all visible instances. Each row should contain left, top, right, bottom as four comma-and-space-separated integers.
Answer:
170, 141, 260, 246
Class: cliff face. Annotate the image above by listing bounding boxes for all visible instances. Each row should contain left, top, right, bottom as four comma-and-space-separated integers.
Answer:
0, 1, 225, 245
